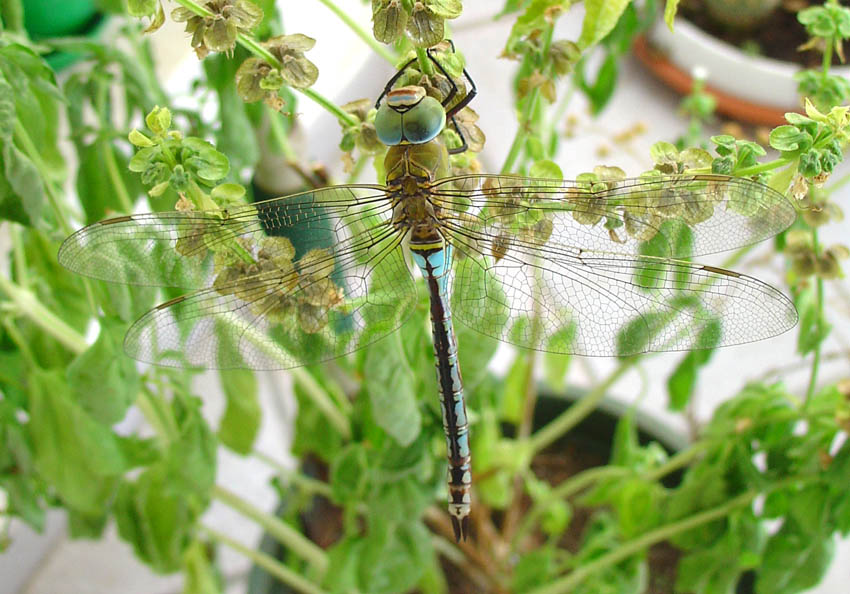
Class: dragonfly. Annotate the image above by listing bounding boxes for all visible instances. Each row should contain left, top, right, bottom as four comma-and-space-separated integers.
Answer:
59, 47, 798, 542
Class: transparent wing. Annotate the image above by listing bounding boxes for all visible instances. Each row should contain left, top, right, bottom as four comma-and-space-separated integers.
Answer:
435, 174, 797, 355
58, 184, 393, 289
59, 185, 418, 369
429, 173, 796, 258
124, 223, 415, 369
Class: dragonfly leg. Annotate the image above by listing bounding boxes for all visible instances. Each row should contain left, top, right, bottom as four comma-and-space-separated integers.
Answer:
446, 115, 469, 155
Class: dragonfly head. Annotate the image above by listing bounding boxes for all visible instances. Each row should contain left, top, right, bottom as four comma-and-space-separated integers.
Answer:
375, 85, 446, 147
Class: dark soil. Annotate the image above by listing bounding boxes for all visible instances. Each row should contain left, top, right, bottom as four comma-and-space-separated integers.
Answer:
679, 0, 850, 67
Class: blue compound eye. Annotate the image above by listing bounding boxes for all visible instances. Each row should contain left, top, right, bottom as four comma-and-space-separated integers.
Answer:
375, 102, 404, 146
401, 96, 445, 144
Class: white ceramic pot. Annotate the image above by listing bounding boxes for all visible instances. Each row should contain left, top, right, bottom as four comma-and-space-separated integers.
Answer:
639, 16, 850, 125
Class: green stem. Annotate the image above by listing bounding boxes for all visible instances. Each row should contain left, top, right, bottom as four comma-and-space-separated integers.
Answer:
213, 485, 329, 572
501, 87, 540, 173
201, 525, 329, 594
253, 450, 334, 498
1, 319, 36, 367
102, 139, 134, 212
268, 108, 298, 160
528, 490, 757, 594
10, 225, 28, 288
94, 79, 134, 212
822, 35, 834, 78
416, 47, 434, 75
0, 275, 88, 354
136, 387, 179, 446
12, 121, 72, 235
529, 474, 819, 594
805, 229, 825, 406
528, 359, 634, 455
313, 0, 396, 64
513, 466, 630, 547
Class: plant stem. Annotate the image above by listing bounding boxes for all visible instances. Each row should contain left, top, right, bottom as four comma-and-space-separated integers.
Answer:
253, 450, 334, 498
528, 490, 757, 594
201, 525, 329, 594
805, 229, 825, 407
528, 359, 634, 455
313, 0, 396, 64
267, 107, 298, 160
501, 87, 539, 173
0, 275, 88, 355
172, 0, 358, 126
416, 47, 434, 75
213, 485, 329, 572
12, 121, 72, 235
530, 473, 819, 594
9, 225, 28, 288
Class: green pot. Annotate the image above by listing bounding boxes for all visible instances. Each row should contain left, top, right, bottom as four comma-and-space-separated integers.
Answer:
23, 0, 99, 39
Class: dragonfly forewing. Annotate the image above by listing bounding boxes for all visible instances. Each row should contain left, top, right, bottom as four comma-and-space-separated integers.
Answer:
430, 173, 796, 259
58, 185, 392, 289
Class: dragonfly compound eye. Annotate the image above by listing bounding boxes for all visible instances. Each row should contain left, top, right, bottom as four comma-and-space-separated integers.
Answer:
376, 86, 446, 146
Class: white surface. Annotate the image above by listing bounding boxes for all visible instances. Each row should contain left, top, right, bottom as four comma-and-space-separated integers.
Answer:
5, 2, 850, 593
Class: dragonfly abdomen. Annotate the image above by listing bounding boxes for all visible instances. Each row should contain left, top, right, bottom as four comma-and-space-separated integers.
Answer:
410, 243, 471, 542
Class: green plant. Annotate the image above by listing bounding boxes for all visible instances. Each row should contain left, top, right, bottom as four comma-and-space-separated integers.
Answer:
703, 0, 782, 29
1, 1, 849, 594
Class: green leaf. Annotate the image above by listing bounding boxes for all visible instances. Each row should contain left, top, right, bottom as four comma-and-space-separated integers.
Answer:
529, 158, 563, 179
426, 0, 462, 19
28, 369, 126, 514
0, 142, 46, 227
330, 443, 371, 504
575, 52, 618, 114
756, 519, 835, 594
218, 369, 260, 455
676, 511, 763, 594
500, 354, 528, 424
578, 0, 631, 49
513, 549, 556, 591
456, 321, 498, 390
769, 125, 811, 152
66, 317, 139, 425
67, 508, 108, 539
364, 336, 421, 446
666, 318, 720, 410
357, 522, 431, 594
795, 287, 830, 355
664, 0, 680, 31
616, 312, 670, 356
372, 0, 409, 44
127, 0, 157, 17
0, 74, 15, 141
167, 394, 217, 498
76, 141, 144, 223
114, 464, 198, 573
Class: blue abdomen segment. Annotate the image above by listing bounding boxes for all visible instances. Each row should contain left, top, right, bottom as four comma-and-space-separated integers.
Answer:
411, 244, 471, 541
